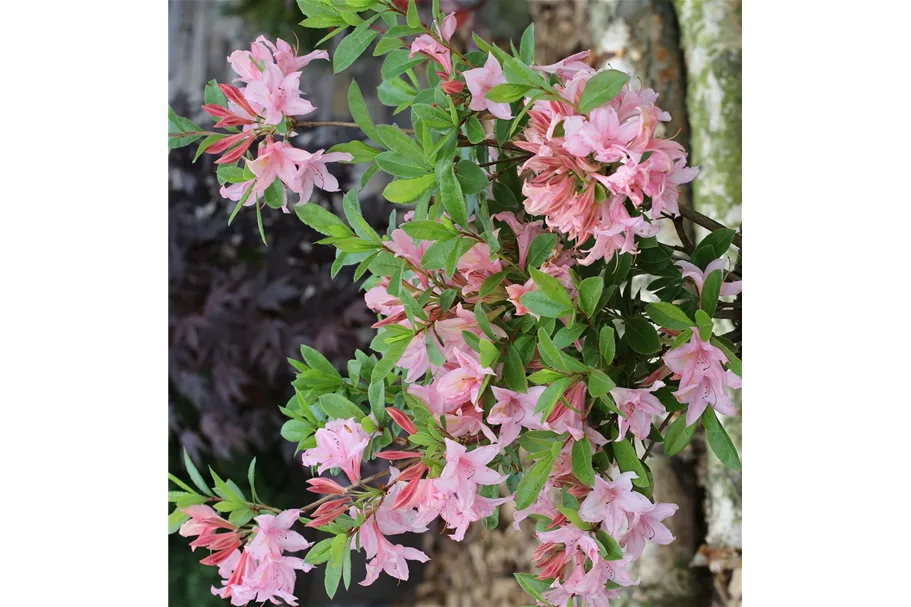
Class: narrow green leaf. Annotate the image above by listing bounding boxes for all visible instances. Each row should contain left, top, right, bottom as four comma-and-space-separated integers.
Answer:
183, 449, 214, 497
571, 436, 594, 486
646, 302, 696, 330
624, 317, 661, 355
515, 452, 557, 509
348, 80, 380, 144
599, 326, 616, 365
579, 276, 604, 318
613, 439, 649, 487
319, 394, 366, 421
382, 174, 436, 203
440, 163, 468, 229
702, 408, 741, 470
333, 17, 380, 73
587, 368, 615, 397
663, 414, 697, 457
526, 233, 558, 268
504, 345, 529, 393
701, 270, 722, 318
578, 69, 631, 113
455, 159, 489, 195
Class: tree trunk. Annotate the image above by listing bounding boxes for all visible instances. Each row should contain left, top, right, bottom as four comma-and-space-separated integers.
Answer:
673, 2, 742, 605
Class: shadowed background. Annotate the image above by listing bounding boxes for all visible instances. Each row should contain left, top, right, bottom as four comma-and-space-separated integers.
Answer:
168, 1, 741, 605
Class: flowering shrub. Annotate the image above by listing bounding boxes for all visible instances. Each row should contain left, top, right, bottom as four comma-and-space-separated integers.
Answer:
167, 1, 743, 605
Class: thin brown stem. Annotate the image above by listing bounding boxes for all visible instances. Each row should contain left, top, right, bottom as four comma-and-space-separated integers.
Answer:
677, 205, 743, 249
641, 412, 675, 462
298, 457, 420, 514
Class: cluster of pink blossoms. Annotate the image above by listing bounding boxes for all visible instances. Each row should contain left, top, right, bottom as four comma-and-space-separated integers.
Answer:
514, 51, 699, 265
202, 37, 352, 213
180, 507, 312, 605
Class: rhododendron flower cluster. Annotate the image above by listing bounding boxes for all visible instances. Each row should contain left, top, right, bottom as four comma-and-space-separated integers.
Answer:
168, 2, 742, 606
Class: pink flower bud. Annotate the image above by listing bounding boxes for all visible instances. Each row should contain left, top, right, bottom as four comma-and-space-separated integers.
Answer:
440, 79, 465, 95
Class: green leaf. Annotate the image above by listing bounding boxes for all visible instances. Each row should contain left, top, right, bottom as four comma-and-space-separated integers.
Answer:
333, 17, 380, 73
519, 290, 572, 318
624, 317, 661, 355
204, 79, 228, 106
527, 369, 564, 384
579, 276, 604, 318
405, 0, 420, 27
381, 49, 424, 80
613, 439, 649, 487
192, 134, 226, 163
690, 229, 737, 269
324, 554, 343, 599
343, 190, 381, 243
587, 368, 615, 397
599, 326, 616, 365
526, 233, 558, 268
247, 458, 260, 503
646, 302, 696, 330
701, 270, 722, 318
319, 394, 366, 421
420, 236, 459, 270
377, 125, 426, 165
537, 328, 588, 374
552, 323, 586, 349
514, 573, 553, 603
348, 80, 380, 144
440, 162, 468, 229
401, 220, 456, 240
371, 334, 410, 383
702, 408, 741, 470
479, 338, 499, 368
515, 452, 557, 509
376, 151, 432, 178
383, 174, 436, 203
327, 140, 378, 163
695, 309, 714, 341
168, 473, 197, 495
295, 202, 351, 236
534, 377, 572, 418
528, 267, 572, 308
281, 419, 313, 442
330, 532, 347, 565
184, 449, 214, 497
595, 529, 624, 561
412, 103, 453, 129
168, 508, 189, 534
503, 345, 529, 393
465, 115, 486, 144
342, 539, 352, 589
519, 23, 535, 64
305, 537, 334, 564
571, 436, 594, 486
264, 179, 285, 209
578, 69, 631, 113
456, 160, 489, 195
712, 336, 742, 377
663, 414, 697, 457
228, 508, 254, 527
486, 83, 533, 103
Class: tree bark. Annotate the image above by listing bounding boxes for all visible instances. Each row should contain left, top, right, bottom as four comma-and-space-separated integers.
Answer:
673, 2, 742, 605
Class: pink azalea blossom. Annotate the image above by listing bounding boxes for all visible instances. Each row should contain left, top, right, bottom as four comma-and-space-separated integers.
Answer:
247, 139, 309, 192
436, 439, 507, 505
505, 278, 538, 318
243, 63, 317, 125
358, 514, 429, 586
493, 212, 544, 269
179, 505, 242, 566
259, 36, 329, 76
675, 258, 742, 297
456, 241, 503, 293
300, 418, 371, 483
610, 381, 666, 441
578, 472, 653, 536
442, 402, 499, 443
397, 333, 432, 383
434, 304, 506, 356
286, 149, 353, 201
533, 50, 595, 80
435, 348, 495, 407
622, 502, 678, 557
663, 332, 739, 425
464, 53, 512, 120
440, 492, 512, 541
487, 386, 547, 445
408, 12, 456, 77
246, 509, 312, 560
364, 278, 404, 316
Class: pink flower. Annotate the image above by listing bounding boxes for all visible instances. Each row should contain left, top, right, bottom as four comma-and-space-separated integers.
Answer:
464, 53, 512, 120
247, 139, 307, 192
246, 509, 312, 560
210, 549, 255, 604
217, 552, 311, 606
543, 382, 586, 441
364, 278, 404, 316
179, 505, 243, 566
243, 63, 317, 125
227, 38, 275, 83
301, 418, 370, 483
386, 228, 432, 273
456, 241, 503, 293
435, 348, 495, 407
306, 477, 346, 495
610, 381, 666, 441
533, 50, 595, 80
358, 514, 429, 586
436, 439, 507, 505
440, 492, 512, 541
219, 180, 261, 208
505, 278, 538, 318
286, 149, 353, 201
675, 258, 742, 297
562, 106, 633, 164
259, 36, 329, 76
578, 472, 652, 536
408, 13, 456, 77
663, 332, 739, 425
622, 502, 678, 557
434, 304, 506, 356
487, 386, 547, 446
